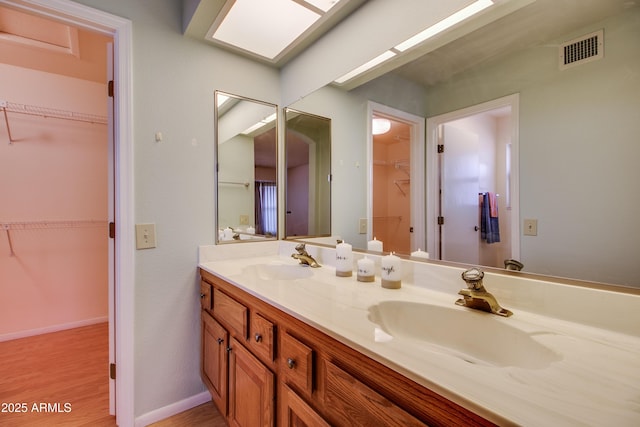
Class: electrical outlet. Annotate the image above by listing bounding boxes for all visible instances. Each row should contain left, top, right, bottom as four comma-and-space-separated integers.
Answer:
523, 219, 538, 236
135, 223, 157, 249
359, 218, 367, 234
239, 215, 249, 225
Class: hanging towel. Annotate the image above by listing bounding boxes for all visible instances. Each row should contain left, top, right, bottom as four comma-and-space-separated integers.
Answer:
480, 192, 500, 244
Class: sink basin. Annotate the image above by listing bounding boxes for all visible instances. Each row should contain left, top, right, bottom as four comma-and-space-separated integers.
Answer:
242, 262, 314, 281
368, 301, 561, 369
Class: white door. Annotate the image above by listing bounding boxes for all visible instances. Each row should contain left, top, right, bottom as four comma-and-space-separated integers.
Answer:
441, 123, 480, 264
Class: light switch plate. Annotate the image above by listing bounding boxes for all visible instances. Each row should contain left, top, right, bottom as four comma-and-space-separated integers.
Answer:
359, 218, 367, 234
523, 219, 538, 236
136, 223, 157, 249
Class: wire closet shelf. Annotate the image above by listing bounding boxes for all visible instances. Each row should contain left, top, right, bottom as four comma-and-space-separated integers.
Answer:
1, 220, 108, 256
1, 99, 108, 144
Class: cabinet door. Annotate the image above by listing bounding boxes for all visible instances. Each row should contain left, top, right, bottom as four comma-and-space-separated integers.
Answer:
229, 337, 275, 427
202, 312, 229, 415
280, 384, 330, 427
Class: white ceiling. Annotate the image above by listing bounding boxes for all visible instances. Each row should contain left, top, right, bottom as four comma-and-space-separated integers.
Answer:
184, 0, 637, 90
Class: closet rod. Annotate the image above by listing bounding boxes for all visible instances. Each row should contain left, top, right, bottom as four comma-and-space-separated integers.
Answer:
219, 181, 250, 188
1, 99, 108, 144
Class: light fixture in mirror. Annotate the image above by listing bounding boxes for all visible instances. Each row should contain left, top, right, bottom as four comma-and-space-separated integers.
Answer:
215, 91, 278, 243
372, 117, 391, 135
284, 108, 331, 239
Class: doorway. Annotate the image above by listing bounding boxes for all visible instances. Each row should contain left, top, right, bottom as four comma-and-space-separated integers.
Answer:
0, 0, 113, 414
0, 1, 134, 425
368, 102, 425, 254
426, 94, 520, 267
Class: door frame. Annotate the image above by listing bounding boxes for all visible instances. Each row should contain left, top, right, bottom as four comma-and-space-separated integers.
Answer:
0, 0, 135, 425
426, 93, 520, 263
367, 101, 425, 252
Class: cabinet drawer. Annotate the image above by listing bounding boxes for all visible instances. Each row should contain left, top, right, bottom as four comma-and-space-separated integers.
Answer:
250, 312, 275, 361
200, 281, 212, 311
323, 360, 426, 426
213, 288, 248, 338
280, 332, 314, 395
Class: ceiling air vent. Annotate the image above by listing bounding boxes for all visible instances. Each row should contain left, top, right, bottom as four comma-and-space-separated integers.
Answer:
559, 29, 603, 70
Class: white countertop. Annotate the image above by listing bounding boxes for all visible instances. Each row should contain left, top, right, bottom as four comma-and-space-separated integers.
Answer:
199, 241, 640, 426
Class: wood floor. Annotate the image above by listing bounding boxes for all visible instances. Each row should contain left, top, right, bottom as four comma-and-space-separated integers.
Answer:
0, 323, 224, 426
0, 323, 114, 426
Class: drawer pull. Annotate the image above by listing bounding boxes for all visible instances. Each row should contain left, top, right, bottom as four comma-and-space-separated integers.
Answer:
216, 338, 224, 345
287, 358, 296, 369
255, 333, 262, 342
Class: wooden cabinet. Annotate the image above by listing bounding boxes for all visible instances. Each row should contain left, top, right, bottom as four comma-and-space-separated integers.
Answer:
200, 271, 495, 427
202, 283, 274, 426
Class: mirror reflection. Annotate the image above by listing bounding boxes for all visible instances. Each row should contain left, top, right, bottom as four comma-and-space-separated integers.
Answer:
284, 108, 331, 239
215, 91, 278, 243
286, 1, 640, 288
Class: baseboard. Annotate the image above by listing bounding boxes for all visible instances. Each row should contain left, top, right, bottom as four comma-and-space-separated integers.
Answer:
0, 316, 108, 342
134, 391, 212, 427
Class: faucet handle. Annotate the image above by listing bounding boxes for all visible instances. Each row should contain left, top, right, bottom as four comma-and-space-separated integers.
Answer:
461, 267, 484, 290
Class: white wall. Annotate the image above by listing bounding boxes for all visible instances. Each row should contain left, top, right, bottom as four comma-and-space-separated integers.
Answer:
424, 9, 640, 286
73, 0, 280, 418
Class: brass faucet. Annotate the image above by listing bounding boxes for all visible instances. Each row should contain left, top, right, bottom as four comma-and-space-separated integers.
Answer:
455, 268, 512, 317
291, 243, 320, 268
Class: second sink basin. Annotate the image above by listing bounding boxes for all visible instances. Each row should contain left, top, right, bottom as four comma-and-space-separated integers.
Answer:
368, 301, 561, 369
242, 262, 314, 281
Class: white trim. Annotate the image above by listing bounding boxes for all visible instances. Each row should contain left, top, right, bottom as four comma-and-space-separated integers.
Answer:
366, 101, 426, 252
134, 391, 212, 427
0, 317, 108, 342
426, 93, 520, 262
0, 1, 135, 426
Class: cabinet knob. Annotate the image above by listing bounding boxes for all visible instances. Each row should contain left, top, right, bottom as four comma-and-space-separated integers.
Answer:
254, 333, 262, 343
200, 293, 206, 298
217, 338, 224, 345
286, 358, 296, 369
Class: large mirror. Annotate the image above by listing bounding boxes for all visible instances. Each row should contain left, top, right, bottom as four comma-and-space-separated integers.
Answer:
215, 91, 278, 243
286, 1, 639, 288
284, 108, 331, 239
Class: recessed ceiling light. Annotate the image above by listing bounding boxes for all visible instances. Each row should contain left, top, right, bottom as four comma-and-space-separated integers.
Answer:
211, 0, 321, 60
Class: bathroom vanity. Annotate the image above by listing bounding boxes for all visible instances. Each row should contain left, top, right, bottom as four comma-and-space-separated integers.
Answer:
198, 241, 640, 426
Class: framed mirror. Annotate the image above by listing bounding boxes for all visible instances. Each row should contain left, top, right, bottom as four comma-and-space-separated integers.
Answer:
284, 1, 640, 288
215, 91, 278, 243
284, 108, 331, 239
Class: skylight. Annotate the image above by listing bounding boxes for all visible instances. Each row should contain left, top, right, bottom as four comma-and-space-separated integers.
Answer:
211, 0, 326, 60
